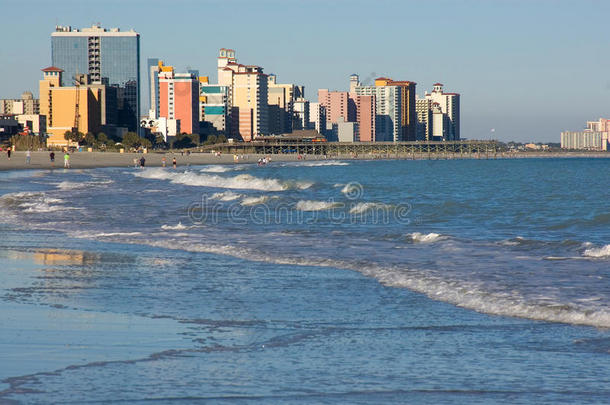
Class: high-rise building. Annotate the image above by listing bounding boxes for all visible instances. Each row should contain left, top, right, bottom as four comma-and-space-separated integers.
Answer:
51, 24, 140, 132
415, 98, 433, 141
293, 98, 309, 131
267, 74, 304, 134
355, 95, 375, 142
158, 64, 199, 135
317, 89, 356, 126
308, 102, 326, 134
39, 67, 103, 146
147, 58, 160, 118
355, 81, 401, 142
424, 83, 460, 140
199, 76, 230, 132
373, 77, 417, 141
0, 92, 40, 115
217, 49, 269, 141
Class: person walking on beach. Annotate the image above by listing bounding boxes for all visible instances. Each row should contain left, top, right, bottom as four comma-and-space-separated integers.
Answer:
25, 150, 31, 164
139, 156, 146, 168
162, 157, 166, 167
49, 151, 55, 167
7, 147, 11, 160
64, 152, 70, 168
172, 157, 177, 168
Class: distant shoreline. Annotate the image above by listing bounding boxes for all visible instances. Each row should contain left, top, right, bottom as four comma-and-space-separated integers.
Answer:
0, 150, 608, 172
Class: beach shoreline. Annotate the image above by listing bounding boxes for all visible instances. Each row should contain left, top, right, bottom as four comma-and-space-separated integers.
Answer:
0, 150, 608, 171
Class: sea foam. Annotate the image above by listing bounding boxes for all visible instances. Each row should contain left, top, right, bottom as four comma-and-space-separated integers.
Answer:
135, 168, 300, 191
583, 244, 610, 258
406, 232, 446, 243
295, 200, 341, 211
349, 202, 392, 214
210, 191, 243, 201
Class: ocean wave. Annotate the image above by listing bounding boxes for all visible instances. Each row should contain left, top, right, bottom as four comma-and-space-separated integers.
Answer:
210, 191, 243, 201
62, 228, 610, 329
0, 191, 77, 213
583, 244, 610, 258
349, 202, 392, 214
200, 165, 233, 173
160, 222, 197, 231
135, 168, 307, 191
295, 200, 341, 211
278, 161, 350, 167
341, 183, 359, 195
56, 179, 114, 190
241, 196, 278, 206
73, 231, 143, 238
406, 232, 446, 243
135, 238, 610, 328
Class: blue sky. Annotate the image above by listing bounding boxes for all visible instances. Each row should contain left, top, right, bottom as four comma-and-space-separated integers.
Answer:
1, 0, 609, 142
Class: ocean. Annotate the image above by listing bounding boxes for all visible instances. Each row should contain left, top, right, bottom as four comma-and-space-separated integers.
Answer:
0, 158, 608, 404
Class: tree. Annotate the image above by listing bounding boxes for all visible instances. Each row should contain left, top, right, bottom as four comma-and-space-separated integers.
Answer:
64, 131, 72, 141
96, 132, 108, 144
203, 134, 217, 145
216, 134, 227, 144
83, 132, 96, 146
122, 132, 140, 149
140, 138, 152, 149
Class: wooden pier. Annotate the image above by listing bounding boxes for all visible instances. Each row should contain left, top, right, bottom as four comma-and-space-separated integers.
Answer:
200, 140, 504, 159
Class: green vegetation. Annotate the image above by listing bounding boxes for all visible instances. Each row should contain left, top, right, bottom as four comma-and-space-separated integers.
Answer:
10, 134, 46, 150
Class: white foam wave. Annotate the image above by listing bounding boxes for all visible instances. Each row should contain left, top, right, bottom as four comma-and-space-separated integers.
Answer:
200, 165, 233, 173
62, 228, 610, 329
135, 238, 610, 328
57, 181, 85, 190
210, 191, 243, 201
135, 168, 301, 191
160, 222, 194, 231
241, 196, 277, 206
282, 161, 350, 167
341, 183, 359, 195
91, 232, 143, 238
406, 232, 446, 243
295, 200, 341, 211
583, 244, 610, 258
349, 202, 392, 214
56, 179, 114, 190
0, 191, 77, 213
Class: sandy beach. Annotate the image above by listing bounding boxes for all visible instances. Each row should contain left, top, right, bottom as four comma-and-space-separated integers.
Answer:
0, 150, 608, 171
0, 150, 318, 171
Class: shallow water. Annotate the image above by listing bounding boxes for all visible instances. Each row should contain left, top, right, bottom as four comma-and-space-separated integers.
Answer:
0, 158, 608, 404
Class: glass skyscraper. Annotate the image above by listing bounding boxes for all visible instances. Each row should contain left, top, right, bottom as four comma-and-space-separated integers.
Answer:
52, 25, 140, 132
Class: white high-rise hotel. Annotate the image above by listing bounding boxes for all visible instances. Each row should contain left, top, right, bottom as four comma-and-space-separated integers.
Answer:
419, 83, 460, 141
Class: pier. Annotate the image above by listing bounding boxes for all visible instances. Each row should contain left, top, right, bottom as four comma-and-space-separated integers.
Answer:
201, 140, 504, 159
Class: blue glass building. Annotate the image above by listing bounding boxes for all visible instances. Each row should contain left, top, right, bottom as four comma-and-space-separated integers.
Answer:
52, 25, 140, 132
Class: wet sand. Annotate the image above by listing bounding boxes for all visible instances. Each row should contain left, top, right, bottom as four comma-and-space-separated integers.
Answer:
0, 150, 608, 171
0, 151, 312, 171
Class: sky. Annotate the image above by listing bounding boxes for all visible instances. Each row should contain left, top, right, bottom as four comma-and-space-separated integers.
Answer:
1, 0, 609, 142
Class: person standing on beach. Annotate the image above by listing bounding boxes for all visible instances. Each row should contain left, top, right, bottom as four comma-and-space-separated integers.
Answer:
64, 152, 70, 168
26, 150, 31, 164
162, 157, 166, 167
7, 147, 11, 160
172, 157, 177, 168
139, 156, 146, 167
49, 151, 55, 167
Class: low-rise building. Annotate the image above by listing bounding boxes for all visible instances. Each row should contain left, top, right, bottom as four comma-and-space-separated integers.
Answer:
561, 131, 608, 151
